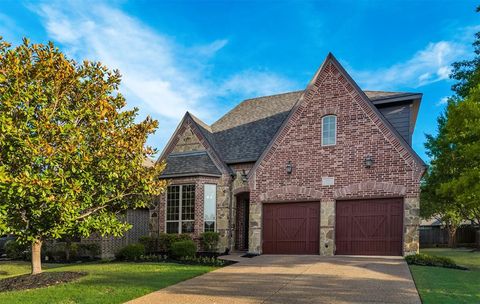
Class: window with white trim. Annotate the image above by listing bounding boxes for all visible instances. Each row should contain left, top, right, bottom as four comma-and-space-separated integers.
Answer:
322, 115, 337, 146
166, 184, 195, 233
203, 184, 217, 232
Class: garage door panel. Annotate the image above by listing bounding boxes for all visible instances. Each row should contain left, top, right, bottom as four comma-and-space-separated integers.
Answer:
263, 202, 319, 254
336, 198, 403, 256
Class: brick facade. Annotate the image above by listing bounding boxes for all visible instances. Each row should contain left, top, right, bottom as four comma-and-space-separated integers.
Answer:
248, 57, 424, 255
154, 54, 424, 257
151, 175, 231, 251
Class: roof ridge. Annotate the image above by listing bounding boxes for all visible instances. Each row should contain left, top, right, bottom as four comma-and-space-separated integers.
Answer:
188, 111, 212, 132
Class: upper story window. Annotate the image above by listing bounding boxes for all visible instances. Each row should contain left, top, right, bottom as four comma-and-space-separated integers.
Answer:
203, 184, 217, 232
166, 184, 195, 233
322, 115, 337, 146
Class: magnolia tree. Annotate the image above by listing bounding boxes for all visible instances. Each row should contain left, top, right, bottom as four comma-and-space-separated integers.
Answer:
0, 38, 167, 274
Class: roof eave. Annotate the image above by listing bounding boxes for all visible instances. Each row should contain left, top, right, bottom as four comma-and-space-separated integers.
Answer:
160, 173, 222, 179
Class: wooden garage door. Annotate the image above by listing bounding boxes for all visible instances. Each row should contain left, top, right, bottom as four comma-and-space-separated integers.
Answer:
263, 202, 319, 254
335, 198, 403, 256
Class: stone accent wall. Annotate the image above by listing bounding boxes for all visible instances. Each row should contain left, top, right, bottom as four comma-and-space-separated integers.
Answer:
248, 58, 424, 255
404, 197, 420, 255
172, 125, 205, 153
248, 202, 262, 253
320, 201, 335, 256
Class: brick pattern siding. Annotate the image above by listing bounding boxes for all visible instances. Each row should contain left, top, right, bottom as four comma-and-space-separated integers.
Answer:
81, 209, 150, 258
249, 58, 423, 255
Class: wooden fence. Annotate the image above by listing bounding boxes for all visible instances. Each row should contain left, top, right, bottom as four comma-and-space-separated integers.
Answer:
420, 225, 478, 247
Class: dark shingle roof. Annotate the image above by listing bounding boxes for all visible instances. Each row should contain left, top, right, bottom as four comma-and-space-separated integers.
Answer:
164, 89, 421, 174
212, 111, 290, 163
161, 151, 221, 177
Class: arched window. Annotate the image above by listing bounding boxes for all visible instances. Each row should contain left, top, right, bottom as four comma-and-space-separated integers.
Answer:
322, 115, 337, 146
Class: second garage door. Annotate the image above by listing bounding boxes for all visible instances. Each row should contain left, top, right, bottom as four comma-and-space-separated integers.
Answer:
335, 198, 403, 256
263, 202, 319, 254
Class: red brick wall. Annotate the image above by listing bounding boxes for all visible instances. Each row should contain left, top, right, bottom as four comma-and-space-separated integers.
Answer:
250, 59, 424, 203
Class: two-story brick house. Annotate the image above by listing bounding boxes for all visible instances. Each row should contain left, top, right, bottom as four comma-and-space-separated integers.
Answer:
152, 53, 426, 256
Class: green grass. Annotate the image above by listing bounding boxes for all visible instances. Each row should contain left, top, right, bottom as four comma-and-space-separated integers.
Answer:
410, 248, 480, 304
0, 261, 216, 304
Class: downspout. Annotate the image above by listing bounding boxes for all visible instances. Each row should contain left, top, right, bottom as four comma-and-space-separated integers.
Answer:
228, 173, 236, 253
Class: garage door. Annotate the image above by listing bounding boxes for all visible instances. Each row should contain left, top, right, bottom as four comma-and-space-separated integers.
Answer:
335, 198, 403, 256
263, 202, 319, 254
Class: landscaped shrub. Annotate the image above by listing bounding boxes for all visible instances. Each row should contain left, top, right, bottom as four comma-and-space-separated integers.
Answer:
77, 243, 101, 258
115, 243, 145, 261
139, 236, 157, 254
200, 232, 220, 252
405, 253, 467, 270
171, 240, 197, 259
4, 240, 29, 259
158, 233, 192, 252
43, 242, 80, 262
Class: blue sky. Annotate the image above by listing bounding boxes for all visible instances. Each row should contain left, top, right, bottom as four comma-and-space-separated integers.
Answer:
0, 0, 478, 161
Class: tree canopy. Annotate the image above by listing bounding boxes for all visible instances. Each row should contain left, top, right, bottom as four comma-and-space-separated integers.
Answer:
0, 38, 167, 273
422, 5, 480, 247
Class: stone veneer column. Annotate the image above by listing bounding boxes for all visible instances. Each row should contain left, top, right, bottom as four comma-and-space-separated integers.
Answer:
320, 201, 335, 256
404, 197, 420, 255
215, 182, 230, 252
248, 202, 262, 253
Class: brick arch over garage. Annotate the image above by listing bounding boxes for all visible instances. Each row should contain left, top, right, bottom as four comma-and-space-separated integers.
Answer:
334, 181, 406, 198
259, 186, 322, 202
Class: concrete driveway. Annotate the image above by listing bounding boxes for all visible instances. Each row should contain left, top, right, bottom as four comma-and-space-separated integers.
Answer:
127, 255, 421, 304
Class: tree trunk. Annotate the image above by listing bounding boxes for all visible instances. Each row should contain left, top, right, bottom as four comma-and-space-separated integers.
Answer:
31, 239, 43, 275
448, 227, 457, 248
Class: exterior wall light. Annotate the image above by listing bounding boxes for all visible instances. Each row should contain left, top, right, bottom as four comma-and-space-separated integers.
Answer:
241, 169, 248, 182
286, 161, 293, 174
364, 155, 374, 168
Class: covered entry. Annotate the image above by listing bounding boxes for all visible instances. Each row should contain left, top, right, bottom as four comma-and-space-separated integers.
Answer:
262, 202, 319, 254
335, 198, 403, 256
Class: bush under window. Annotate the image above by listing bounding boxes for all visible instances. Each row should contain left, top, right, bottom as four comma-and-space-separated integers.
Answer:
171, 240, 197, 259
115, 243, 145, 261
200, 232, 220, 252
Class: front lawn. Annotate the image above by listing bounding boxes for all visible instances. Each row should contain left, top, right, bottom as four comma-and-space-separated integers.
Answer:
410, 248, 480, 304
0, 261, 216, 304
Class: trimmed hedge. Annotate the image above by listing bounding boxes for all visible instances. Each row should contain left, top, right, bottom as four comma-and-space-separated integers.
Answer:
159, 233, 192, 252
171, 240, 197, 259
115, 243, 145, 261
200, 232, 219, 252
405, 253, 468, 270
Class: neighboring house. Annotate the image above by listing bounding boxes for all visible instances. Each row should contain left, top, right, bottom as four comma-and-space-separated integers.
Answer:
81, 158, 155, 258
152, 53, 426, 256
420, 218, 477, 247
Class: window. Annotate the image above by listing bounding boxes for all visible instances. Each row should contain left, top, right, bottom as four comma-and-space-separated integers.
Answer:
203, 184, 217, 232
322, 115, 337, 146
166, 185, 195, 233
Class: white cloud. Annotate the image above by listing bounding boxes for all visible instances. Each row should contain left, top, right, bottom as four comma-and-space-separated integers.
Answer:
33, 2, 296, 151
37, 3, 211, 119
351, 41, 468, 90
436, 96, 450, 106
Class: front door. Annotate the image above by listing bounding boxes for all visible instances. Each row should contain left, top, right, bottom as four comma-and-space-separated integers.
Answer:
235, 193, 249, 251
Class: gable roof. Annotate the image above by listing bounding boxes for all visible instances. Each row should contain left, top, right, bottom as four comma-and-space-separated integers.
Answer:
249, 53, 426, 180
158, 112, 230, 176
160, 53, 425, 177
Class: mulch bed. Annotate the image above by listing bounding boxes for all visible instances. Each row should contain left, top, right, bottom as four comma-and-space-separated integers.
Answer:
0, 271, 86, 292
